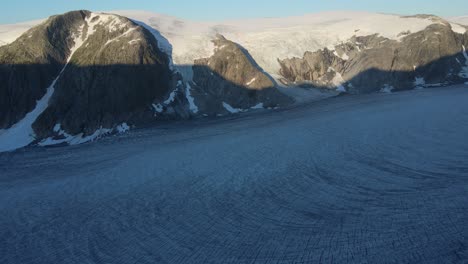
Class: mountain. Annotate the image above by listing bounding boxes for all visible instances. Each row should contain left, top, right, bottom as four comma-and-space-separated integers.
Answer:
0, 10, 468, 151
189, 34, 293, 115
0, 11, 88, 129
0, 11, 179, 150
115, 11, 468, 92
278, 16, 468, 92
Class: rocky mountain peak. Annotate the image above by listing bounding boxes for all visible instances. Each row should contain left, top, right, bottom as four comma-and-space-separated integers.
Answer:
203, 34, 275, 90
0, 10, 177, 149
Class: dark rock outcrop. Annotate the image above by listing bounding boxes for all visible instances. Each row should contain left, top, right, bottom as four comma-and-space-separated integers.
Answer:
0, 10, 179, 140
33, 12, 175, 138
191, 35, 292, 115
0, 10, 88, 129
279, 19, 468, 93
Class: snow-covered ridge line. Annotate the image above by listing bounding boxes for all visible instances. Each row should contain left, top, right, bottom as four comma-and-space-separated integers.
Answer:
113, 10, 457, 76
2, 11, 463, 76
131, 19, 175, 70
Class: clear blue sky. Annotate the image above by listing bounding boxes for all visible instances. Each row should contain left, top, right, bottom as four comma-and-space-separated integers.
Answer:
2, 0, 467, 24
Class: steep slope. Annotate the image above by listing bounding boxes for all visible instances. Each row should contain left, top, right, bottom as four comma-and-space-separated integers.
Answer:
114, 11, 446, 74
1, 10, 468, 151
189, 35, 292, 115
33, 12, 175, 139
114, 11, 468, 93
0, 19, 46, 47
278, 17, 468, 92
0, 11, 87, 129
0, 11, 178, 151
3, 11, 467, 95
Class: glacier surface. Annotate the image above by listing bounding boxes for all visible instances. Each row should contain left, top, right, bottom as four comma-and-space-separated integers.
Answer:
1, 85, 468, 263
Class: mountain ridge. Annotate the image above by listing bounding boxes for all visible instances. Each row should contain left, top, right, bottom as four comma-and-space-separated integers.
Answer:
0, 9, 468, 152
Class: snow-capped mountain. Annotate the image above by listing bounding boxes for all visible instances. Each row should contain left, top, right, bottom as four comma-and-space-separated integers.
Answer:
114, 10, 467, 78
278, 15, 468, 92
0, 10, 468, 151
0, 11, 178, 151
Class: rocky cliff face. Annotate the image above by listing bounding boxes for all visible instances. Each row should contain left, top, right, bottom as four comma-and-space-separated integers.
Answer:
2, 11, 468, 150
278, 18, 468, 93
0, 10, 295, 149
0, 11, 180, 145
32, 12, 176, 138
0, 10, 87, 129
190, 35, 292, 115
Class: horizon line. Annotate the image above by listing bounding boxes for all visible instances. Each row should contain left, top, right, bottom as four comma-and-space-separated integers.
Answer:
1, 9, 467, 25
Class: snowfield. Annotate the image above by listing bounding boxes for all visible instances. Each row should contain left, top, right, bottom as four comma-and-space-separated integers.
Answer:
449, 15, 468, 26
1, 85, 467, 263
0, 19, 45, 47
114, 10, 443, 75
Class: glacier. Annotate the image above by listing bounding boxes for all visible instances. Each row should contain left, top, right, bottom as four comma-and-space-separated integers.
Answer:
1, 85, 467, 263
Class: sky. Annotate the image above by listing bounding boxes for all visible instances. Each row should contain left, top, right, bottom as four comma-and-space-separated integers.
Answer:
1, 0, 467, 24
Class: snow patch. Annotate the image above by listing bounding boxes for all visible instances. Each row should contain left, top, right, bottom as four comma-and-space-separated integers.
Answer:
105, 27, 137, 46
333, 50, 349, 60
216, 44, 227, 50
329, 67, 346, 92
116, 123, 130, 133
39, 125, 115, 147
246, 77, 257, 86
380, 84, 394, 93
68, 25, 87, 62
450, 23, 467, 34
86, 13, 122, 36
251, 103, 264, 109
185, 83, 199, 113
164, 90, 177, 105
414, 77, 426, 88
460, 45, 468, 79
152, 103, 164, 113
222, 102, 245, 114
128, 38, 141, 45
0, 23, 89, 152
53, 123, 61, 133
151, 82, 181, 115
0, 86, 54, 152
